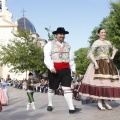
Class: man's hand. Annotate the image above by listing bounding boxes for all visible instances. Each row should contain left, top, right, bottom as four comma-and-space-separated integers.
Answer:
50, 68, 57, 74
30, 84, 34, 86
72, 71, 77, 75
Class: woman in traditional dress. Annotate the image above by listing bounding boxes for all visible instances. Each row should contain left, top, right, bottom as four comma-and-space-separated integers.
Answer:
79, 28, 120, 110
0, 79, 9, 105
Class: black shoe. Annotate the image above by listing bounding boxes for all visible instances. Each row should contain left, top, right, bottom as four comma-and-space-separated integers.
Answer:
47, 106, 53, 111
69, 108, 82, 114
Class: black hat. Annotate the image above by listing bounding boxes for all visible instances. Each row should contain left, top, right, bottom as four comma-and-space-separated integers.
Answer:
52, 27, 69, 34
28, 72, 33, 76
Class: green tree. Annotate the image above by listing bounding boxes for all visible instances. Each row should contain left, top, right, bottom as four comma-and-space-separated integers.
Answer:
0, 29, 46, 75
74, 48, 90, 75
45, 26, 55, 41
89, 27, 99, 46
106, 1, 120, 68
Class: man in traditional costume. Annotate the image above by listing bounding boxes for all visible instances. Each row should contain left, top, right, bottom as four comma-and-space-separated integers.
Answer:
44, 27, 81, 114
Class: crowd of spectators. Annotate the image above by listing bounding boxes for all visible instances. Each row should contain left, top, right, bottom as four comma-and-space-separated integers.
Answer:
8, 77, 81, 97
8, 79, 49, 93
5, 75, 95, 103
1, 74, 97, 105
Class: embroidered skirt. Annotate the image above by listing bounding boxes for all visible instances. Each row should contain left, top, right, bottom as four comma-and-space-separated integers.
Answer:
79, 59, 120, 100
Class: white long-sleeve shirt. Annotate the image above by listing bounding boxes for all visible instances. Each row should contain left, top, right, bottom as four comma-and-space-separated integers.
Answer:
44, 41, 76, 71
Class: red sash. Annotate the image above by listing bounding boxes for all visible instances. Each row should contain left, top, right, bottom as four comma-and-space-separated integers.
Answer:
54, 62, 70, 70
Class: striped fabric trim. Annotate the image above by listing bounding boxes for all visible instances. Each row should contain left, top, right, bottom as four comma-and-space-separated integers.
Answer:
64, 92, 72, 94
94, 74, 119, 80
64, 90, 72, 94
79, 83, 120, 100
48, 89, 55, 93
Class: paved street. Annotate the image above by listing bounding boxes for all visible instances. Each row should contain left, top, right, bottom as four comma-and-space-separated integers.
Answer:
0, 87, 120, 120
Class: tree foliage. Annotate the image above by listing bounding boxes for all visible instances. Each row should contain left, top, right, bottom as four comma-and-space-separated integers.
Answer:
74, 48, 90, 75
106, 1, 120, 68
45, 26, 55, 41
0, 29, 46, 73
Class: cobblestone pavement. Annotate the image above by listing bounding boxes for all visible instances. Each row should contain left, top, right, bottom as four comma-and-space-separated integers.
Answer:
0, 87, 120, 120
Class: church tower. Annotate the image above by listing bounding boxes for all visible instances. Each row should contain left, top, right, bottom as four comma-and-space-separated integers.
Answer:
0, 0, 17, 45
0, 0, 24, 79
0, 0, 47, 80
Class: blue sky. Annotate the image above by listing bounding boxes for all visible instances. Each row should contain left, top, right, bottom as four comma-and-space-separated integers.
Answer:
7, 0, 118, 52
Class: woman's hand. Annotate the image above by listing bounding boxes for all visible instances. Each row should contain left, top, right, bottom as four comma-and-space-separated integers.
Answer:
94, 63, 99, 69
110, 56, 114, 60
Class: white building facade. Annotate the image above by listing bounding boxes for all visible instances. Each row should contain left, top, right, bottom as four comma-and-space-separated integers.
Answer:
0, 0, 46, 80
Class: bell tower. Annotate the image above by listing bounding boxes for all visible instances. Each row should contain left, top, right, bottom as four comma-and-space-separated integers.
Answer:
0, 0, 6, 13
0, 0, 18, 78
0, 0, 13, 22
